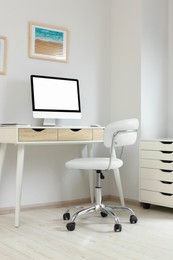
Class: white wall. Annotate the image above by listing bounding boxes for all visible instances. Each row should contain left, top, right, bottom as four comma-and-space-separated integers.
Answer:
0, 0, 170, 209
110, 0, 141, 200
141, 0, 168, 139
110, 0, 141, 122
110, 0, 168, 200
0, 0, 111, 207
168, 0, 173, 136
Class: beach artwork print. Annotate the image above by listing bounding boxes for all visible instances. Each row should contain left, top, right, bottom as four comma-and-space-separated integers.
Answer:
29, 22, 68, 62
0, 36, 6, 75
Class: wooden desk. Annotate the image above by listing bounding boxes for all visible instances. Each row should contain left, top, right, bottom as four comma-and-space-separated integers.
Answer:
0, 126, 104, 227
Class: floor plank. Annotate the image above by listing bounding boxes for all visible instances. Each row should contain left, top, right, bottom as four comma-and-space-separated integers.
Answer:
0, 202, 173, 259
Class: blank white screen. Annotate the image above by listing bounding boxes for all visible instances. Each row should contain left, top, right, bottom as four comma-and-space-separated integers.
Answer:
33, 77, 79, 111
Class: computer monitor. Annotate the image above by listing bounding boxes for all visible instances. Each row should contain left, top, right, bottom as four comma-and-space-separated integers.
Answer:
30, 75, 81, 126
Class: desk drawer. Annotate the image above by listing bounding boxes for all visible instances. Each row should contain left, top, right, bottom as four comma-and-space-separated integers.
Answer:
140, 168, 173, 182
141, 140, 173, 151
58, 128, 92, 141
141, 150, 173, 161
141, 179, 173, 193
18, 128, 57, 142
92, 128, 104, 141
140, 190, 173, 208
141, 159, 173, 171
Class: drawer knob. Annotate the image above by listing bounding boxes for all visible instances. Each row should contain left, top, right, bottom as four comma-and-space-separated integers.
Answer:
161, 141, 173, 144
161, 151, 173, 154
32, 128, 45, 132
160, 192, 173, 196
161, 181, 173, 184
161, 169, 173, 173
70, 129, 81, 132
161, 160, 173, 163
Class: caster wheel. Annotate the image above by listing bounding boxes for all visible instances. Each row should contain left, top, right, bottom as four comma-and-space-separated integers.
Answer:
114, 223, 122, 232
143, 203, 151, 209
66, 222, 76, 231
100, 211, 108, 217
63, 212, 70, 220
130, 215, 138, 224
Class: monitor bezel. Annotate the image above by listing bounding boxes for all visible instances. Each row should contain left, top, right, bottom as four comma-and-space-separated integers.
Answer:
30, 75, 81, 115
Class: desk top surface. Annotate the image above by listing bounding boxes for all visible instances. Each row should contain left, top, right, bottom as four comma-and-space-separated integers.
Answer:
0, 124, 104, 129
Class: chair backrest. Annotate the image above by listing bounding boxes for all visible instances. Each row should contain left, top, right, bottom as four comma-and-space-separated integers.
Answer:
104, 118, 139, 148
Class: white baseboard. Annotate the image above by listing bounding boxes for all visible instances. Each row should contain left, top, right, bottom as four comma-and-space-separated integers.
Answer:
0, 195, 140, 215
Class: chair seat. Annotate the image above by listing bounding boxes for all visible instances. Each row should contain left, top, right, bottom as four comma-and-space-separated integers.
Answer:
65, 157, 123, 170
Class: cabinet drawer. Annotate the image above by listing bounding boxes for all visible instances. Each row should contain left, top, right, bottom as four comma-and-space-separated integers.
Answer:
58, 128, 92, 141
141, 159, 173, 170
140, 168, 173, 182
92, 128, 104, 141
140, 140, 173, 151
18, 128, 57, 142
140, 190, 173, 208
141, 150, 173, 160
141, 179, 173, 193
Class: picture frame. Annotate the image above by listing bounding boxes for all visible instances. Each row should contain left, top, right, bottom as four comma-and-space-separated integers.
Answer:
0, 36, 7, 75
29, 22, 68, 63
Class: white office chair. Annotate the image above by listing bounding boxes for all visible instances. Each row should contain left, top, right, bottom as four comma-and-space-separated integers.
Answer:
63, 118, 139, 232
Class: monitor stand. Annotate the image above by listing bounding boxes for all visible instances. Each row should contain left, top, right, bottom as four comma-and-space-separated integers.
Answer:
43, 118, 56, 126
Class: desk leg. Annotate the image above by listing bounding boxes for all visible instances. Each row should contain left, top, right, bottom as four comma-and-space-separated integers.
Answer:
15, 144, 25, 228
113, 168, 125, 206
87, 143, 94, 203
0, 143, 7, 182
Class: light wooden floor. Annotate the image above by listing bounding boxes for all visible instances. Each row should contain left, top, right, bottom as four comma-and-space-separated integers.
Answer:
0, 202, 173, 260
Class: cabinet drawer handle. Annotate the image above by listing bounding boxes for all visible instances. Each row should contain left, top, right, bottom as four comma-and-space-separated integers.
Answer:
32, 128, 45, 132
160, 192, 173, 196
70, 129, 81, 132
161, 151, 173, 154
161, 141, 173, 144
161, 160, 173, 163
161, 169, 173, 173
160, 181, 173, 184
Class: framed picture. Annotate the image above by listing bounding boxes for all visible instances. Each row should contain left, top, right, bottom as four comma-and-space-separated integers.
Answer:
0, 36, 7, 75
29, 22, 68, 63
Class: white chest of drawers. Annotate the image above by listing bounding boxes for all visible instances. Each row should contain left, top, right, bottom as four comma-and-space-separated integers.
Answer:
139, 139, 173, 208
